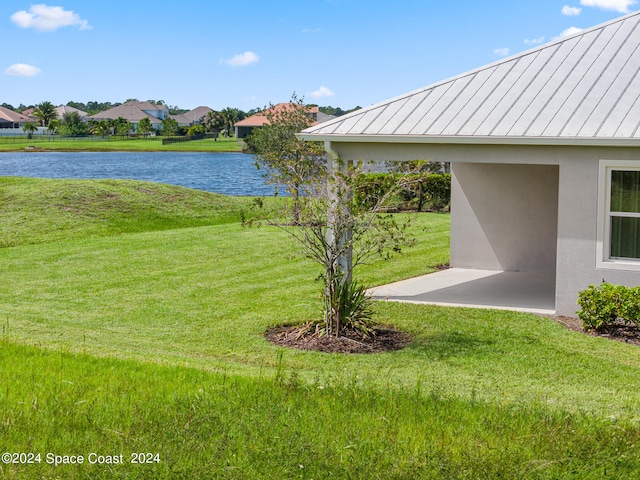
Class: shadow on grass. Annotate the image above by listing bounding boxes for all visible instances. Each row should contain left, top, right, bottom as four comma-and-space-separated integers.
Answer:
410, 331, 497, 359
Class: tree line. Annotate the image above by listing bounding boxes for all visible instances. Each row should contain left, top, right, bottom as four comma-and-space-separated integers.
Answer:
13, 100, 360, 139
4, 99, 360, 122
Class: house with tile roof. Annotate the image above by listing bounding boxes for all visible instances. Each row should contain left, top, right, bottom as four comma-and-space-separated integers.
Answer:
0, 105, 41, 134
235, 103, 333, 138
87, 101, 169, 131
301, 11, 640, 318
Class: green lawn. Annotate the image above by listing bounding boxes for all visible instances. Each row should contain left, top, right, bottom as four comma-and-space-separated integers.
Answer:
2, 178, 640, 478
0, 135, 242, 152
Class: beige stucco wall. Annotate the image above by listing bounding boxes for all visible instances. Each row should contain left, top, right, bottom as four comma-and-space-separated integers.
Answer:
327, 141, 640, 317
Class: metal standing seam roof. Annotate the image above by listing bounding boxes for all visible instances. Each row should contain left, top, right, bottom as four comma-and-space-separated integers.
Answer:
301, 11, 640, 145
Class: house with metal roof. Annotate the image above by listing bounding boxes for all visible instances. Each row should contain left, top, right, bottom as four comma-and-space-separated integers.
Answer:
301, 11, 640, 317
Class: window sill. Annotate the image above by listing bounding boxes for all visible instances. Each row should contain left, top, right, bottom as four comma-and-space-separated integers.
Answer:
596, 259, 640, 272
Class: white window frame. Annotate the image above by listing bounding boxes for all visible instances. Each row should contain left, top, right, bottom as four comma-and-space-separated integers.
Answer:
597, 160, 640, 271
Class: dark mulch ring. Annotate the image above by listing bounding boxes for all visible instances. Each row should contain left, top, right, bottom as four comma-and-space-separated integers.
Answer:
265, 324, 413, 354
268, 316, 640, 354
554, 316, 640, 346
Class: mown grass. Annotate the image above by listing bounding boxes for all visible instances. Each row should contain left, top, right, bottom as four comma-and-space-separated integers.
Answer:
0, 177, 254, 247
3, 178, 640, 478
2, 341, 639, 479
0, 136, 242, 152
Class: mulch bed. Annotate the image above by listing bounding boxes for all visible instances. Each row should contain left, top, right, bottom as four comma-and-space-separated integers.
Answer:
553, 315, 640, 346
266, 315, 640, 355
265, 324, 413, 354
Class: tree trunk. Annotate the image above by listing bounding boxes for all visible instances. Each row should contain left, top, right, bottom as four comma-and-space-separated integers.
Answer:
292, 184, 300, 224
323, 149, 353, 337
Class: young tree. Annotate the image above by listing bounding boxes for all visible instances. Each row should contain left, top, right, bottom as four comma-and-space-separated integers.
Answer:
253, 158, 412, 338
187, 124, 205, 136
247, 95, 326, 223
161, 117, 179, 136
33, 101, 58, 127
57, 112, 89, 136
22, 122, 38, 139
110, 117, 132, 136
137, 117, 153, 138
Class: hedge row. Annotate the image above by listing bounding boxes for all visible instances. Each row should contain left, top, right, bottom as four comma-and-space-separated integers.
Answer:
354, 173, 451, 212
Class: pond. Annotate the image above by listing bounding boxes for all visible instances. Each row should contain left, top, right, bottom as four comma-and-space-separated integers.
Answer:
0, 151, 275, 196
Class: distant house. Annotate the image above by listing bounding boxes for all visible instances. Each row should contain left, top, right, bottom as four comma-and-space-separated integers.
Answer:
302, 11, 640, 318
234, 103, 334, 138
0, 105, 41, 134
19, 107, 37, 119
55, 105, 88, 118
87, 101, 169, 131
169, 106, 213, 127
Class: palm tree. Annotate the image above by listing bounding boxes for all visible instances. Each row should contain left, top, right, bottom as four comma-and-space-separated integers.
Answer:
47, 119, 59, 135
205, 110, 225, 140
23, 122, 38, 139
89, 120, 110, 137
33, 101, 58, 127
221, 107, 241, 137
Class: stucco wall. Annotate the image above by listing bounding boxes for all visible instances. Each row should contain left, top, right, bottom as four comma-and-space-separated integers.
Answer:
555, 154, 640, 316
451, 163, 559, 274
327, 141, 640, 317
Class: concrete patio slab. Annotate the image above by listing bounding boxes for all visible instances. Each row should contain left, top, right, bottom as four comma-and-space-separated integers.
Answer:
368, 268, 556, 315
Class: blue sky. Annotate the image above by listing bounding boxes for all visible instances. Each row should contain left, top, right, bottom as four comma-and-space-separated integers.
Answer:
1, 0, 637, 111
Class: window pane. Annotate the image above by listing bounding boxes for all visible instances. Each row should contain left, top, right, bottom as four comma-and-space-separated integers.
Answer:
611, 216, 640, 259
611, 170, 640, 212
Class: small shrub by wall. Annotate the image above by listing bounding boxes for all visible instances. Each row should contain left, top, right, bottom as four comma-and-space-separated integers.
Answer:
577, 282, 640, 331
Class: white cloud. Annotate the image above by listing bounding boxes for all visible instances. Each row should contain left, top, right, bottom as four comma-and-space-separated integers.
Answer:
524, 36, 545, 45
493, 48, 510, 57
221, 51, 259, 67
562, 5, 583, 15
309, 86, 335, 99
556, 26, 584, 39
302, 28, 321, 33
579, 0, 637, 12
10, 4, 91, 32
5, 64, 41, 77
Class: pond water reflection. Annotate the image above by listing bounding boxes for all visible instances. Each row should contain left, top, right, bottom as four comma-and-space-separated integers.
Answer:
0, 151, 273, 196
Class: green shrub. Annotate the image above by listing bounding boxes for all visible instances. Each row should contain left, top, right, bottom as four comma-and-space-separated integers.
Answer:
400, 173, 451, 211
354, 173, 451, 212
353, 173, 398, 210
577, 282, 640, 331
